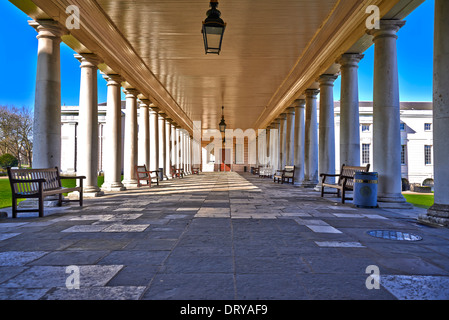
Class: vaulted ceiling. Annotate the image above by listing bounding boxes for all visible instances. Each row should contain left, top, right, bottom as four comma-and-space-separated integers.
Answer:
12, 0, 424, 134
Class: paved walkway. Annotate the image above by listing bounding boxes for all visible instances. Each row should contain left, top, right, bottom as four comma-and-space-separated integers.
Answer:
0, 172, 449, 300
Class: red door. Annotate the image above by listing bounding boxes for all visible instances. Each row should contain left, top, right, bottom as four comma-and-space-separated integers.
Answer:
220, 149, 231, 172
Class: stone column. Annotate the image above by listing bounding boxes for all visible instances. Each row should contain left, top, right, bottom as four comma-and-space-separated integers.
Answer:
285, 107, 295, 166
419, 0, 449, 226
272, 119, 281, 171
122, 88, 139, 188
317, 74, 338, 189
29, 20, 65, 169
279, 113, 287, 169
337, 53, 364, 167
165, 118, 173, 179
74, 53, 103, 196
368, 20, 411, 207
293, 99, 306, 185
101, 74, 125, 191
158, 113, 167, 179
171, 123, 177, 172
138, 99, 151, 170
149, 105, 159, 172
303, 89, 320, 187
175, 126, 182, 170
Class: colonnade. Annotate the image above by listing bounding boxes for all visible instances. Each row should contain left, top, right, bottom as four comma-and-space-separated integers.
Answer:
28, 5, 449, 225
29, 19, 194, 197
261, 17, 447, 214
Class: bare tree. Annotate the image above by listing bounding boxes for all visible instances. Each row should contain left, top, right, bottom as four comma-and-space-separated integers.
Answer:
0, 105, 33, 167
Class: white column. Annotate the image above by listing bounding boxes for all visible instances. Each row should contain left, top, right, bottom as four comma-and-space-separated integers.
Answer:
101, 74, 125, 191
279, 113, 287, 169
337, 53, 363, 167
138, 99, 150, 170
122, 88, 139, 188
317, 74, 338, 188
272, 119, 281, 171
29, 20, 64, 169
293, 99, 306, 185
303, 89, 319, 187
419, 0, 449, 226
369, 20, 411, 207
158, 113, 167, 179
175, 126, 182, 170
285, 107, 295, 166
74, 53, 103, 196
165, 118, 173, 179
171, 123, 177, 172
149, 106, 159, 172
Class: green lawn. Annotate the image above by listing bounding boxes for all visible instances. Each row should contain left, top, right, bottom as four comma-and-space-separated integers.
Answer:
0, 176, 105, 209
402, 193, 434, 209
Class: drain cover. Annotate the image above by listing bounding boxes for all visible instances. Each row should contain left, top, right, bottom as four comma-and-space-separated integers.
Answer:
367, 230, 423, 241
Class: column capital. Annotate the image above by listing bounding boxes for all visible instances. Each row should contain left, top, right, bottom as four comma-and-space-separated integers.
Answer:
28, 19, 66, 39
305, 89, 320, 98
285, 107, 295, 114
149, 104, 159, 113
74, 53, 102, 68
317, 74, 338, 86
102, 73, 123, 86
292, 99, 306, 108
337, 53, 364, 67
367, 20, 406, 39
158, 113, 167, 119
138, 99, 151, 107
123, 88, 139, 98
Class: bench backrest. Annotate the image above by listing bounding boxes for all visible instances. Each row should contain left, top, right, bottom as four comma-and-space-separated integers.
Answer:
135, 165, 149, 179
284, 166, 295, 178
7, 167, 61, 194
338, 164, 370, 187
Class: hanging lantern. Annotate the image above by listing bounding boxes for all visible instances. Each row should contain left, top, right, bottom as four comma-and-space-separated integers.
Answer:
202, 0, 226, 55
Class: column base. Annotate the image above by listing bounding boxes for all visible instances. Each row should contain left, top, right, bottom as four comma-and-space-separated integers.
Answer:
418, 204, 449, 228
301, 180, 318, 188
68, 190, 104, 199
101, 182, 126, 192
377, 193, 414, 209
122, 180, 139, 189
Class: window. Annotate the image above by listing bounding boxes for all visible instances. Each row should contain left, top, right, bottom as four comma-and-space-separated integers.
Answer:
400, 123, 406, 131
401, 145, 406, 165
424, 123, 432, 131
424, 145, 432, 165
361, 124, 371, 132
362, 144, 370, 164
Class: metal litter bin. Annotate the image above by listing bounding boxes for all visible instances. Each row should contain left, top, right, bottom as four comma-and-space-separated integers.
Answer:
354, 172, 378, 208
158, 168, 164, 181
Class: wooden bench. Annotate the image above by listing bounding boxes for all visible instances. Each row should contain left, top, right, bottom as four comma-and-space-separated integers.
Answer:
273, 166, 295, 184
171, 165, 184, 178
7, 167, 85, 218
320, 164, 370, 204
135, 165, 159, 187
259, 166, 273, 178
192, 167, 200, 175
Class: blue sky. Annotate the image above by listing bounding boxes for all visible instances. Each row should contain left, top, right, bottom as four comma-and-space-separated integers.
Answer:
0, 0, 435, 109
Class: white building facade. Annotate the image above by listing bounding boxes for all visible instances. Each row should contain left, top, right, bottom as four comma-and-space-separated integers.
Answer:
335, 101, 433, 187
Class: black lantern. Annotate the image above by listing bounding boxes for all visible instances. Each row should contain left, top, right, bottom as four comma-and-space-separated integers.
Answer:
202, 0, 226, 55
219, 106, 226, 133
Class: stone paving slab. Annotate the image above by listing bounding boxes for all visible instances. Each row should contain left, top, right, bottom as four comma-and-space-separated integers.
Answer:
0, 172, 449, 301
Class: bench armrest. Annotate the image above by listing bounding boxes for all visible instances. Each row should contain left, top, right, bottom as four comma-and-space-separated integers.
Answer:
59, 176, 86, 180
10, 178, 46, 184
320, 173, 340, 178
